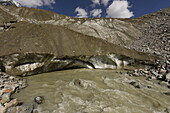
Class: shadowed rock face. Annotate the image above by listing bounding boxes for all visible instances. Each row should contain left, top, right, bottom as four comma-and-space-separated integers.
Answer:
0, 61, 5, 72
0, 53, 152, 76
1, 5, 169, 76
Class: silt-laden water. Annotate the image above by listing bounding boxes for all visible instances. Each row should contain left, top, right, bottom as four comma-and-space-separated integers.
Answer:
13, 69, 170, 113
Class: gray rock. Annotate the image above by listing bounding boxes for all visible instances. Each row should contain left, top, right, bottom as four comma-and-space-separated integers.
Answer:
143, 70, 149, 74
146, 75, 157, 81
6, 104, 34, 113
158, 81, 169, 87
0, 104, 5, 113
0, 93, 10, 104
151, 71, 159, 77
34, 96, 45, 104
163, 92, 170, 96
74, 79, 83, 87
129, 81, 142, 88
159, 69, 167, 74
165, 73, 170, 81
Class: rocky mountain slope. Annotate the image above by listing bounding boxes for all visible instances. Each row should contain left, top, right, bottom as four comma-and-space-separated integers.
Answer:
0, 5, 169, 76
0, 5, 142, 56
126, 7, 170, 60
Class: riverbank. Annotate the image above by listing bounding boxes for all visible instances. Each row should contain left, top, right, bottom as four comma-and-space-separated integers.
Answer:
0, 72, 33, 113
0, 57, 169, 112
0, 53, 169, 113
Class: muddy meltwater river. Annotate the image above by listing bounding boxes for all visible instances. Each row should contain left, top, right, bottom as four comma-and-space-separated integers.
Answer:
13, 69, 170, 113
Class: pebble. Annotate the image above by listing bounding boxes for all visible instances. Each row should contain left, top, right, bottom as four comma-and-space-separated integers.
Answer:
9, 76, 14, 80
143, 70, 149, 74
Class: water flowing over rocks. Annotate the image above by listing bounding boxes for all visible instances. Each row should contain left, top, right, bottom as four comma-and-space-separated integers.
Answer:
6, 104, 34, 113
12, 69, 170, 113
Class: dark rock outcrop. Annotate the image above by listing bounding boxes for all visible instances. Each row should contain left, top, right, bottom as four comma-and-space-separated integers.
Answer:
0, 53, 153, 76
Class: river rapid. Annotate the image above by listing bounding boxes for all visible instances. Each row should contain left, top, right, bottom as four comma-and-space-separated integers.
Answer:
13, 69, 170, 113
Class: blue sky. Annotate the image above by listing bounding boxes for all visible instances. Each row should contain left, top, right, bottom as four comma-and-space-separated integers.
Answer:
15, 0, 170, 18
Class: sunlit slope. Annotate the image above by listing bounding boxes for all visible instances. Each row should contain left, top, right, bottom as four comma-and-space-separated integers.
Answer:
0, 5, 141, 45
0, 21, 153, 61
0, 5, 159, 61
0, 8, 14, 24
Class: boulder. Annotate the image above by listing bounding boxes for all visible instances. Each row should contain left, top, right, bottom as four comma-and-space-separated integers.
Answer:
0, 93, 10, 104
165, 73, 170, 81
34, 96, 45, 104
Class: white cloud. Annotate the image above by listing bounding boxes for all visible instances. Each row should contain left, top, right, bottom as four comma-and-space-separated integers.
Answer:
106, 0, 134, 18
91, 0, 100, 5
15, 0, 55, 8
101, 0, 109, 6
90, 9, 102, 17
75, 7, 88, 18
